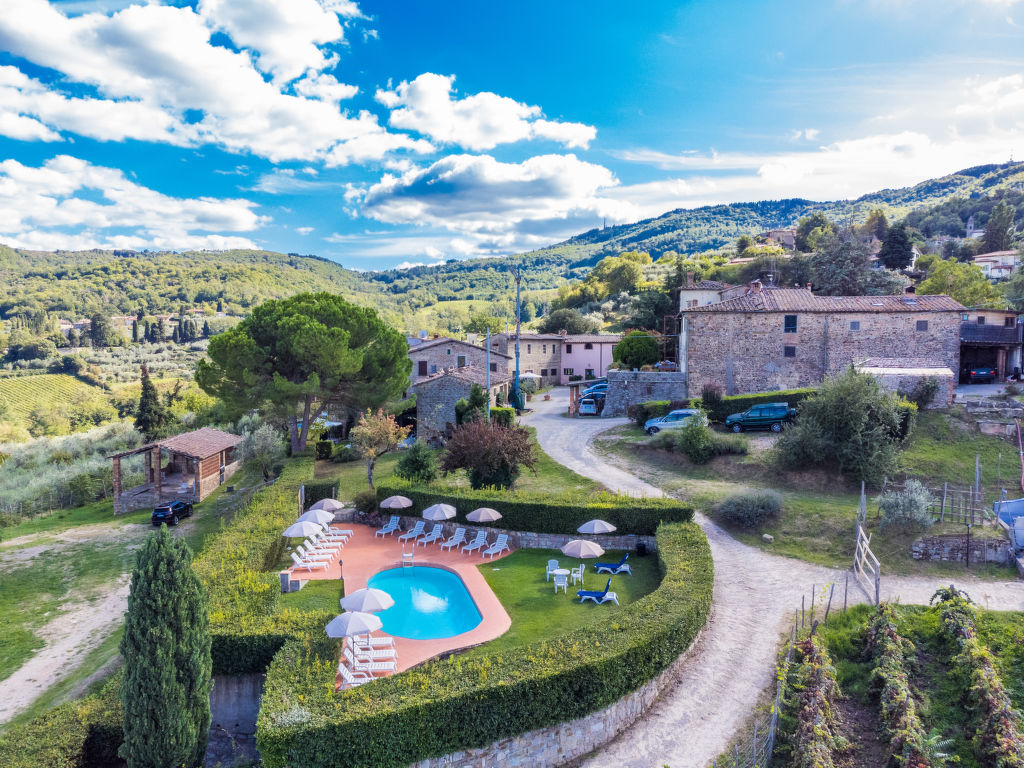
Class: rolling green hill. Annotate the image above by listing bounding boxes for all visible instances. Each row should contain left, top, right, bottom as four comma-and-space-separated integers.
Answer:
0, 374, 105, 424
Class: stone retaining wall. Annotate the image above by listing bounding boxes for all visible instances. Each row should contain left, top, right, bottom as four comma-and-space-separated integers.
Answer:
602, 370, 688, 417
204, 674, 264, 767
911, 533, 1012, 564
411, 623, 706, 768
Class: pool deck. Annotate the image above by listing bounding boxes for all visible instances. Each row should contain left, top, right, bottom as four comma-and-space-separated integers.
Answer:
288, 522, 513, 678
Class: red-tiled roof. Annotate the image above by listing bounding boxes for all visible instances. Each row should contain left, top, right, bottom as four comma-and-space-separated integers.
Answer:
410, 366, 512, 389
109, 427, 241, 459
409, 337, 512, 358
683, 289, 964, 313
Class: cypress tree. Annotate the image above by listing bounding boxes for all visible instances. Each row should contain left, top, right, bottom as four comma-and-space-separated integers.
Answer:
202, 320, 211, 338
120, 526, 212, 768
135, 364, 165, 440
132, 319, 140, 343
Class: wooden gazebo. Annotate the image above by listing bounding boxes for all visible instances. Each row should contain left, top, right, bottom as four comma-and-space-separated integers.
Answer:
110, 427, 242, 515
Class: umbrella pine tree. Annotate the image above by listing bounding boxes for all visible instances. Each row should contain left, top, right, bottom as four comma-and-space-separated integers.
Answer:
120, 526, 212, 768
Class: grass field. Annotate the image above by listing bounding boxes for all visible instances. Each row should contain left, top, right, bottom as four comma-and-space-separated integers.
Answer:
593, 417, 1018, 579
468, 548, 660, 656
0, 374, 104, 423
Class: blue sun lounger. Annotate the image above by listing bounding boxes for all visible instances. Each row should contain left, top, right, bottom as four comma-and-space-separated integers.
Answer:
577, 578, 619, 605
594, 553, 631, 575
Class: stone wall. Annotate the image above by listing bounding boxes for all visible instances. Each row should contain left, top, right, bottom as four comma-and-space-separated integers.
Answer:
410, 342, 500, 383
490, 334, 563, 387
683, 310, 961, 396
204, 674, 264, 767
866, 372, 955, 409
412, 377, 474, 443
602, 370, 688, 417
911, 533, 1012, 564
411, 622, 706, 768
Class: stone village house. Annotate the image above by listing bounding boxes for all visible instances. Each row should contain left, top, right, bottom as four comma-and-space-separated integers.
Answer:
410, 366, 512, 444
488, 332, 621, 386
679, 284, 964, 397
407, 336, 511, 384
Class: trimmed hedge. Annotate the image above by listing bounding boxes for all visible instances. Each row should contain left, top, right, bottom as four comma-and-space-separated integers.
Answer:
374, 481, 693, 536
629, 400, 686, 427
302, 481, 338, 510
701, 387, 816, 423
490, 406, 515, 427
256, 522, 713, 768
0, 670, 123, 768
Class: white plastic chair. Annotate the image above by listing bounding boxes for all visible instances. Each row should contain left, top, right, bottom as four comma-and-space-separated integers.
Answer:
343, 645, 396, 675
553, 572, 568, 594
417, 524, 443, 547
439, 528, 466, 551
346, 636, 396, 661
545, 559, 559, 581
398, 521, 426, 542
290, 552, 328, 571
570, 564, 584, 586
482, 534, 510, 559
337, 663, 372, 689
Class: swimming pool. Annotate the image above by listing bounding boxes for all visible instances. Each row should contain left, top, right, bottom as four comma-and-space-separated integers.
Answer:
367, 566, 483, 640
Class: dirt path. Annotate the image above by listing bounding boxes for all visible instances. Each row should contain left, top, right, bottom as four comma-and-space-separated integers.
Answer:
522, 393, 1024, 768
0, 576, 129, 725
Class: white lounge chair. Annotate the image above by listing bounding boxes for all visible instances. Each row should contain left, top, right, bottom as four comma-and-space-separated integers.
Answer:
398, 521, 426, 542
354, 634, 395, 649
297, 544, 333, 561
439, 528, 466, 551
319, 525, 352, 542
337, 663, 373, 689
417, 523, 444, 547
304, 536, 341, 554
482, 534, 510, 559
545, 559, 559, 581
343, 645, 396, 675
461, 531, 488, 554
376, 516, 400, 537
346, 636, 396, 661
290, 552, 328, 571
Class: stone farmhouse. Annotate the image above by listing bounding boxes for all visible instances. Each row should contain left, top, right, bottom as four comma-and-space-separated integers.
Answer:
679, 284, 964, 396
960, 308, 1023, 381
407, 337, 511, 384
760, 228, 796, 249
410, 366, 512, 443
489, 331, 621, 385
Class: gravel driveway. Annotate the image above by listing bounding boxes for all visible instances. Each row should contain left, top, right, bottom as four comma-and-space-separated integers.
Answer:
522, 392, 1024, 768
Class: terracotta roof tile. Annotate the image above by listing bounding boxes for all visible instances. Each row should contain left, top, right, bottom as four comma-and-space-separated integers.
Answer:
109, 427, 241, 460
410, 366, 512, 389
408, 337, 512, 358
683, 289, 964, 313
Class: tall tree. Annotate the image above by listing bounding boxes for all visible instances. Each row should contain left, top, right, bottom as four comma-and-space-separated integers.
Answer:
863, 208, 889, 240
134, 364, 165, 440
613, 330, 660, 369
349, 409, 410, 489
812, 231, 871, 295
877, 221, 914, 270
131, 319, 140, 343
918, 260, 1003, 308
89, 312, 117, 347
120, 526, 211, 768
197, 293, 410, 452
795, 212, 835, 252
537, 308, 601, 334
237, 423, 284, 482
984, 201, 1017, 253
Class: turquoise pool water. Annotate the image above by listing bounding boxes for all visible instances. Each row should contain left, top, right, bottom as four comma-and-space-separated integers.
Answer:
367, 566, 482, 640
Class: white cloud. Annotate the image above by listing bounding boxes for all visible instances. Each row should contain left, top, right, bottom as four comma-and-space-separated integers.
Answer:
0, 155, 266, 250
0, 0, 426, 164
359, 153, 623, 256
197, 0, 359, 84
295, 226, 314, 235
246, 168, 338, 194
376, 73, 596, 151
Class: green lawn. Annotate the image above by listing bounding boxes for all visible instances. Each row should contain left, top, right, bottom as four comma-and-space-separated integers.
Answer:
467, 548, 661, 656
278, 579, 345, 614
315, 429, 604, 500
593, 422, 1018, 580
0, 501, 150, 544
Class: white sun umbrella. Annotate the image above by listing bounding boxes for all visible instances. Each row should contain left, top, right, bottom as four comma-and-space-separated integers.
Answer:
577, 519, 616, 535
325, 611, 383, 639
561, 539, 605, 589
310, 498, 344, 512
422, 503, 456, 521
340, 588, 395, 613
380, 495, 413, 510
283, 520, 325, 539
467, 507, 502, 523
298, 508, 334, 526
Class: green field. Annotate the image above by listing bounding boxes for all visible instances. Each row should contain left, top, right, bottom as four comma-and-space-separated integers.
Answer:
0, 374, 104, 423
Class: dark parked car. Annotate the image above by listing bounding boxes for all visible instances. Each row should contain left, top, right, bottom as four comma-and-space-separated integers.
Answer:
724, 403, 796, 433
968, 366, 997, 383
152, 500, 193, 526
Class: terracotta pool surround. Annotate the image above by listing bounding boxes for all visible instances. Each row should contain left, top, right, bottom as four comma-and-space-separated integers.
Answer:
288, 523, 512, 680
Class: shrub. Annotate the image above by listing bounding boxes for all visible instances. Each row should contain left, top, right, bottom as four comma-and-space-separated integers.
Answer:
674, 420, 714, 463
331, 444, 361, 463
630, 400, 690, 427
256, 523, 713, 768
490, 406, 515, 427
518, 377, 538, 396
877, 480, 933, 531
395, 440, 439, 483
441, 421, 537, 489
352, 488, 378, 514
902, 376, 940, 409
700, 383, 723, 411
613, 330, 659, 370
716, 490, 782, 528
314, 440, 333, 460
774, 370, 912, 483
703, 387, 816, 423
1003, 382, 1022, 398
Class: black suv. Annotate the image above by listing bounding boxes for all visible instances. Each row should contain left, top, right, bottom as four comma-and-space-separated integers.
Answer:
152, 500, 193, 526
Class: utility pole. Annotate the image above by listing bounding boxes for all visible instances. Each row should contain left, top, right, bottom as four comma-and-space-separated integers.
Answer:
485, 329, 491, 421
509, 265, 523, 408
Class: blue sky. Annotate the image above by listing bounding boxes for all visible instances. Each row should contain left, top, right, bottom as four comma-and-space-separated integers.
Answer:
0, 0, 1022, 270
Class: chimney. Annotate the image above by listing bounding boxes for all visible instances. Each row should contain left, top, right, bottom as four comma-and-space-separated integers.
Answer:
749, 279, 763, 295
686, 271, 695, 289
806, 282, 813, 292
904, 285, 916, 295
558, 329, 567, 337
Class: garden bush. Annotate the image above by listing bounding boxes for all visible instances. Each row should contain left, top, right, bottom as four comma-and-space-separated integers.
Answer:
901, 376, 940, 409
331, 444, 361, 463
490, 406, 515, 427
352, 488, 378, 514
314, 440, 333, 460
302, 481, 338, 510
256, 522, 713, 768
395, 440, 439, 483
630, 400, 689, 427
702, 387, 816, 423
674, 421, 714, 463
651, 423, 747, 462
715, 490, 782, 528
877, 480, 933, 531
374, 481, 693, 536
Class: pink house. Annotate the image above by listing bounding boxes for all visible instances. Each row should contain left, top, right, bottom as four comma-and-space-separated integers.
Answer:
559, 334, 620, 384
